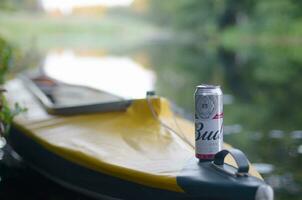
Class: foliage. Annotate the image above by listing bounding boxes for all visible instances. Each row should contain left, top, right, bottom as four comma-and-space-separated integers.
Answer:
0, 37, 26, 136
147, 0, 302, 40
0, 38, 13, 84
0, 98, 26, 136
0, 0, 39, 11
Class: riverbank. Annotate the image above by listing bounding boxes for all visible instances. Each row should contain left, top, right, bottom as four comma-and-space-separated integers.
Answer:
1, 11, 302, 52
0, 11, 162, 51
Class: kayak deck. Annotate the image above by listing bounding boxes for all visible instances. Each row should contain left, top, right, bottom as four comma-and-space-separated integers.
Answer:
6, 79, 262, 196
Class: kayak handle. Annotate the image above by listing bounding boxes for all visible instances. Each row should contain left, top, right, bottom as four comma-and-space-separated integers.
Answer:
213, 149, 250, 176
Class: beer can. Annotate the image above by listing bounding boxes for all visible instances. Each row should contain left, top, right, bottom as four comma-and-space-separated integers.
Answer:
195, 84, 223, 160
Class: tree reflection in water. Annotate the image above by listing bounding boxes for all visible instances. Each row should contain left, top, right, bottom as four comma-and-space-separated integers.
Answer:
0, 42, 301, 200
144, 42, 302, 200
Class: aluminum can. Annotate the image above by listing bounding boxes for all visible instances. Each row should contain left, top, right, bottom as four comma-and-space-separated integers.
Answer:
195, 84, 223, 160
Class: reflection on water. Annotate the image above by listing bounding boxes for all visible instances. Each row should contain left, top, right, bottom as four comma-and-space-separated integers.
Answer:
0, 138, 6, 149
269, 130, 285, 139
43, 50, 156, 99
223, 124, 242, 135
144, 42, 302, 200
298, 145, 302, 154
253, 163, 275, 175
291, 130, 302, 139
267, 173, 300, 193
1, 42, 302, 200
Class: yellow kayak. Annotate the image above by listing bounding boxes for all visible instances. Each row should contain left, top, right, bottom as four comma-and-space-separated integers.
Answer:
5, 76, 273, 200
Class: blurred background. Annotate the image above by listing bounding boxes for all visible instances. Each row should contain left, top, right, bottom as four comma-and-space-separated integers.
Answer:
0, 0, 302, 199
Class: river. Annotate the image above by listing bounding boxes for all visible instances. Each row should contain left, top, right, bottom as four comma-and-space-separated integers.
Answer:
0, 41, 301, 200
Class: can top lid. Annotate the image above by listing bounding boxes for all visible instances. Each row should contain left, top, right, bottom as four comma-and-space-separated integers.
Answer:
197, 84, 220, 89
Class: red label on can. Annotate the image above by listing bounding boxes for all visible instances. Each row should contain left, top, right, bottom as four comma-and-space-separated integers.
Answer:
196, 153, 215, 160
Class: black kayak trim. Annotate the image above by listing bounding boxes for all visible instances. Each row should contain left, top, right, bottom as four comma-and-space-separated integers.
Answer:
177, 157, 266, 200
9, 126, 269, 200
9, 126, 192, 200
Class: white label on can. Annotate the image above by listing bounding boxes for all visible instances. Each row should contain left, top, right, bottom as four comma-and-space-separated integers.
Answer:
195, 95, 223, 157
195, 119, 223, 155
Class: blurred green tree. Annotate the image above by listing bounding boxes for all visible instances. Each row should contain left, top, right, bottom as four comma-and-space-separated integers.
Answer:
0, 0, 40, 11
147, 0, 302, 36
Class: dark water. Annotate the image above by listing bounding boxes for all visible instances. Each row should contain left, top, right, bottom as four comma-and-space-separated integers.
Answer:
1, 41, 302, 200
145, 42, 302, 200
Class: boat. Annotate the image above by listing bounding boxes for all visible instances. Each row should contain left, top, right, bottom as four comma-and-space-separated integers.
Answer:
5, 74, 273, 200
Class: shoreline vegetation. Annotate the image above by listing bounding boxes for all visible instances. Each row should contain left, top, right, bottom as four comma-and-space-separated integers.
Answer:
0, 11, 301, 53
0, 11, 162, 51
0, 38, 26, 137
147, 0, 302, 48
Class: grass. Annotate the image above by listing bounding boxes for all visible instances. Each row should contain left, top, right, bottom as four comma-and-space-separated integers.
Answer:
0, 11, 161, 51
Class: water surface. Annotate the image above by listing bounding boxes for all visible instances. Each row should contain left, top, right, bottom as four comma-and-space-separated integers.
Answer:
1, 42, 302, 200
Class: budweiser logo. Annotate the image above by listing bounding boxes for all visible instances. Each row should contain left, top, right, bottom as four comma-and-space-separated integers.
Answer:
195, 122, 223, 141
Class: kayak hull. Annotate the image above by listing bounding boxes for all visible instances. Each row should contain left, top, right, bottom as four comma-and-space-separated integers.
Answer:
5, 78, 272, 200
9, 126, 190, 200
9, 125, 268, 200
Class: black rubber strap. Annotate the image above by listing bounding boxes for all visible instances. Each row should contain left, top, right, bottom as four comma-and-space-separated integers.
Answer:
213, 149, 250, 174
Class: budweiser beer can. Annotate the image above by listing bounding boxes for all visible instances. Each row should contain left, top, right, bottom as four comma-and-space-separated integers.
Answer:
195, 84, 223, 160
